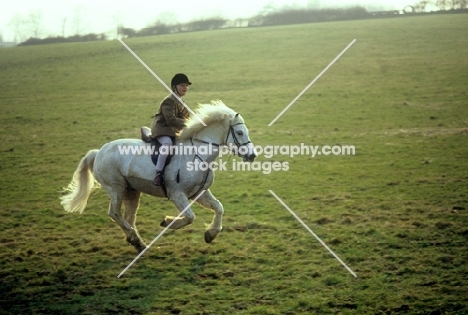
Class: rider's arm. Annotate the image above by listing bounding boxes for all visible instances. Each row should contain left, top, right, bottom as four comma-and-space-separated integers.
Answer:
160, 98, 187, 130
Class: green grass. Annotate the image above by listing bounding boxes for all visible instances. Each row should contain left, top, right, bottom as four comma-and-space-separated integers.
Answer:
1, 14, 468, 314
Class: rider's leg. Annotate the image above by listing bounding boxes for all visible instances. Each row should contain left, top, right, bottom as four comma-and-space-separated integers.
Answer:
153, 136, 173, 186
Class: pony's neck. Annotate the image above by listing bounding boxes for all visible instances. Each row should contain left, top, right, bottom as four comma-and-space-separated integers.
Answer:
192, 121, 226, 146
189, 121, 226, 163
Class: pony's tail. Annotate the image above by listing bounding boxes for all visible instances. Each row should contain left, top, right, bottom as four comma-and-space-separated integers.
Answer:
60, 149, 100, 214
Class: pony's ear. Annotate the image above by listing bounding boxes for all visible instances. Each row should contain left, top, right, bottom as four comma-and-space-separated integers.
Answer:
235, 113, 239, 118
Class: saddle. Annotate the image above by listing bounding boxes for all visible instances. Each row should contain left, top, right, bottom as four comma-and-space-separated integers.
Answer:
140, 127, 176, 196
140, 127, 208, 200
140, 126, 152, 143
140, 126, 174, 167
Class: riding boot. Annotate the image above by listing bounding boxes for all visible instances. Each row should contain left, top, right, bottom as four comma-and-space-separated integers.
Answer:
153, 140, 170, 186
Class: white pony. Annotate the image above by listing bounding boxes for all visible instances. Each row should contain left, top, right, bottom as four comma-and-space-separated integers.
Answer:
60, 101, 256, 252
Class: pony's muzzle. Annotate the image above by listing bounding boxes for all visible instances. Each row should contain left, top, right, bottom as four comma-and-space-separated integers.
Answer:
243, 153, 257, 162
242, 144, 257, 162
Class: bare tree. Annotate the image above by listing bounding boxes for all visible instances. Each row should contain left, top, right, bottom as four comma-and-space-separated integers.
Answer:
8, 13, 27, 44
71, 5, 87, 35
417, 0, 431, 11
436, 0, 448, 10
447, 0, 460, 9
28, 10, 44, 38
404, 5, 415, 13
61, 17, 67, 37
112, 12, 123, 38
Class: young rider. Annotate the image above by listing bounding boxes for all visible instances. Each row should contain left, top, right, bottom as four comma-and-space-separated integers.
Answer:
151, 73, 191, 186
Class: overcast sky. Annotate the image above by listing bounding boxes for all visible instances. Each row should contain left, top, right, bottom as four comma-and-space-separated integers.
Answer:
1, 0, 416, 42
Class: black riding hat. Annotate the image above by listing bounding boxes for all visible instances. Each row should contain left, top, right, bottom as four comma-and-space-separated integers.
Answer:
171, 73, 192, 86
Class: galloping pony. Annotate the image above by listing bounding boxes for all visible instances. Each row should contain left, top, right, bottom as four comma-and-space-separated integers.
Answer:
60, 101, 256, 252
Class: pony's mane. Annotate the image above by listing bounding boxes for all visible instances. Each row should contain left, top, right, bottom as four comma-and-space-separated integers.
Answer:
178, 100, 237, 140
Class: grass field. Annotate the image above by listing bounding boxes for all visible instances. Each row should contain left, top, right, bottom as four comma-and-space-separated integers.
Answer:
1, 14, 468, 314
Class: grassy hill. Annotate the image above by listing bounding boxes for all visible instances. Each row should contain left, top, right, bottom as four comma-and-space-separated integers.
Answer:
1, 14, 467, 314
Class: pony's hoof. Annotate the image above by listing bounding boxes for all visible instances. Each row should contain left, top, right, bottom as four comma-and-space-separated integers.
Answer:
137, 245, 148, 253
204, 229, 219, 243
160, 219, 168, 227
128, 238, 147, 253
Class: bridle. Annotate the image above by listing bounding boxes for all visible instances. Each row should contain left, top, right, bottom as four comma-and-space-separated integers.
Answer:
225, 122, 252, 152
191, 121, 251, 153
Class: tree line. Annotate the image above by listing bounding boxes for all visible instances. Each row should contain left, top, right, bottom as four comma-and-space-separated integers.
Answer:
118, 3, 467, 39
17, 34, 106, 46
118, 7, 371, 38
118, 17, 229, 38
7, 1, 468, 47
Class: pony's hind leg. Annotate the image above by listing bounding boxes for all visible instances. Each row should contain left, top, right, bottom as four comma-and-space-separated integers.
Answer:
195, 189, 224, 243
161, 191, 195, 230
123, 188, 140, 227
123, 188, 147, 252
106, 189, 146, 253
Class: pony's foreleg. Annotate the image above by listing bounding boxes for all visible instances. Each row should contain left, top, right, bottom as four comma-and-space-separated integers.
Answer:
196, 189, 224, 243
161, 192, 195, 230
108, 192, 146, 253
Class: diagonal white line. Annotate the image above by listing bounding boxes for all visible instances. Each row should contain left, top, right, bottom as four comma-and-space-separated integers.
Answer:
118, 38, 206, 126
269, 190, 357, 278
117, 190, 206, 278
268, 39, 356, 126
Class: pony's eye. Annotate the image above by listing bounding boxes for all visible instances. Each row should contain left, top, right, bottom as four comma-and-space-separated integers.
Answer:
236, 131, 244, 136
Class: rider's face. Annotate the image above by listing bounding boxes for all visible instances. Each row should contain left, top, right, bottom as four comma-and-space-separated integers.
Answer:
176, 83, 189, 96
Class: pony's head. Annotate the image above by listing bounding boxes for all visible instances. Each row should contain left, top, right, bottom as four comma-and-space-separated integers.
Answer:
179, 100, 257, 162
225, 111, 257, 162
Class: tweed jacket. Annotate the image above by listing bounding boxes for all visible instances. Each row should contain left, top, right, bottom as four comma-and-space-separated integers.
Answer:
151, 94, 190, 138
